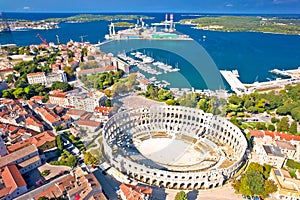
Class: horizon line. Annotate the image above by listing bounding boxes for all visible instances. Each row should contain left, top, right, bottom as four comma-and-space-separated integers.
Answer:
2, 11, 300, 15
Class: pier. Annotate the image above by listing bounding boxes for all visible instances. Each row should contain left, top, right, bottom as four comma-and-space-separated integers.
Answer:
220, 70, 247, 95
269, 69, 291, 78
220, 68, 300, 95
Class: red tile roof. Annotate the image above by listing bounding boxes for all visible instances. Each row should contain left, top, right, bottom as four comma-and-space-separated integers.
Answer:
35, 107, 60, 124
0, 68, 13, 73
7, 131, 56, 152
25, 116, 44, 128
94, 106, 112, 115
119, 183, 152, 200
0, 165, 26, 198
66, 109, 86, 117
30, 96, 45, 102
27, 72, 45, 77
77, 119, 101, 128
250, 130, 300, 141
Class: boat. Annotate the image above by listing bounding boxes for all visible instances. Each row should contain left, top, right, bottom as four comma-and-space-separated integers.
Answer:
143, 57, 154, 64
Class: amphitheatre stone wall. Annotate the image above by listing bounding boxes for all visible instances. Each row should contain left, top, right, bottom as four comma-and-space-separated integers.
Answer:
103, 106, 248, 190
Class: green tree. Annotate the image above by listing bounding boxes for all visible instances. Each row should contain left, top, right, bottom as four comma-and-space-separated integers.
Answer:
291, 107, 300, 121
277, 117, 290, 132
228, 94, 244, 105
63, 66, 74, 80
13, 88, 24, 99
6, 74, 15, 83
289, 120, 298, 134
166, 99, 178, 105
174, 191, 188, 200
271, 117, 280, 124
51, 82, 73, 92
56, 135, 64, 151
2, 89, 14, 99
197, 98, 208, 111
261, 180, 277, 199
255, 122, 267, 130
246, 162, 264, 174
38, 197, 50, 200
178, 93, 200, 108
105, 99, 112, 107
267, 124, 275, 131
246, 170, 265, 196
263, 164, 272, 179
83, 152, 98, 165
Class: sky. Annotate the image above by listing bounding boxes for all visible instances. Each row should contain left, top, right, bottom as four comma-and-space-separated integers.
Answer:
0, 0, 300, 13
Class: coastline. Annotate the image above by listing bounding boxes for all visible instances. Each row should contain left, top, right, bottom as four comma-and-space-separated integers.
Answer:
190, 25, 300, 36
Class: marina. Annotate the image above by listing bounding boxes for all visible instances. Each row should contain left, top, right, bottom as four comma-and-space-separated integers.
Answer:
117, 51, 180, 76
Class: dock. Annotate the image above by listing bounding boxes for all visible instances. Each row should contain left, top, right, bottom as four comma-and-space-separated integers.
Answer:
269, 69, 291, 78
220, 70, 247, 95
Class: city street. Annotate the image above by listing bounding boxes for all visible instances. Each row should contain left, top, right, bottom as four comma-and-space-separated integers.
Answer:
93, 169, 120, 200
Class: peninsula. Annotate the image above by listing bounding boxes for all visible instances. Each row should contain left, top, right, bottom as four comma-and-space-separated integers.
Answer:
45, 14, 154, 23
180, 16, 300, 35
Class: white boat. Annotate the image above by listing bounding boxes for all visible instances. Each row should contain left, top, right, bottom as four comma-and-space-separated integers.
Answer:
143, 57, 154, 64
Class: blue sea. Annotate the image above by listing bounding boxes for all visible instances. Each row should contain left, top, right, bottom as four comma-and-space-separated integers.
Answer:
0, 12, 300, 90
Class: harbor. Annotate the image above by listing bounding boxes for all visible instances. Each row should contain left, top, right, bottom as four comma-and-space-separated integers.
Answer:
220, 67, 300, 94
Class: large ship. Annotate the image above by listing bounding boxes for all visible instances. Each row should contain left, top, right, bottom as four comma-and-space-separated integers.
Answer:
105, 14, 192, 41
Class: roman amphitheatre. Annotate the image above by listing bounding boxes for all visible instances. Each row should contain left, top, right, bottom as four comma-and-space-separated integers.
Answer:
103, 105, 247, 190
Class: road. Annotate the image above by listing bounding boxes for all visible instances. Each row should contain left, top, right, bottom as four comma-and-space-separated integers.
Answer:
93, 169, 120, 200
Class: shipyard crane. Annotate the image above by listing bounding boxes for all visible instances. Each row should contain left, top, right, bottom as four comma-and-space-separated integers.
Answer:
0, 12, 11, 32
36, 33, 48, 46
56, 35, 60, 44
79, 35, 88, 43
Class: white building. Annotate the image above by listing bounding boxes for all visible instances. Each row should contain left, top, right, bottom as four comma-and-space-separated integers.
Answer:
259, 145, 286, 168
27, 70, 67, 86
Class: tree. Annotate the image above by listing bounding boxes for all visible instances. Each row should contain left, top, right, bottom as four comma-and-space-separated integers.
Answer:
261, 180, 277, 199
263, 164, 272, 179
6, 74, 15, 83
63, 66, 74, 80
166, 99, 178, 105
246, 170, 265, 196
174, 191, 188, 200
197, 98, 208, 111
255, 122, 267, 130
83, 152, 98, 165
105, 99, 112, 107
38, 197, 50, 200
289, 120, 298, 134
291, 107, 300, 121
51, 82, 73, 92
56, 135, 64, 151
233, 162, 277, 198
228, 94, 244, 105
246, 162, 264, 174
277, 117, 290, 132
267, 124, 275, 131
2, 89, 14, 99
13, 88, 24, 99
271, 117, 280, 124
